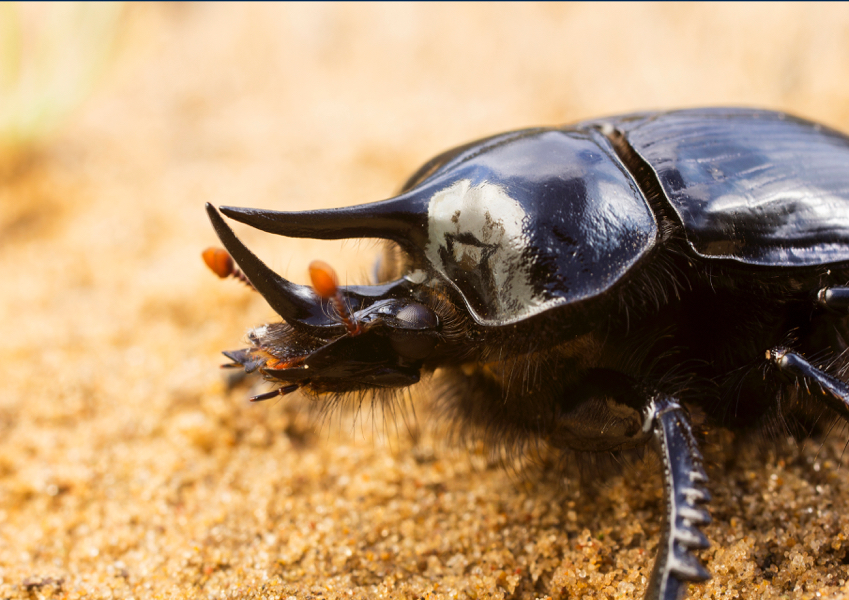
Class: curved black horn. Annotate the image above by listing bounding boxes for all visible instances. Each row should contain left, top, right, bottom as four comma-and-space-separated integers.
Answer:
205, 203, 335, 328
219, 192, 429, 248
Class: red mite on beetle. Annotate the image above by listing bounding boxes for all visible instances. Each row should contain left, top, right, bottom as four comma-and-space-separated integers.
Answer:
204, 108, 849, 600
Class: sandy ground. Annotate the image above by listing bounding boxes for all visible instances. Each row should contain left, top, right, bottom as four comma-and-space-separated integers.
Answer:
4, 4, 849, 599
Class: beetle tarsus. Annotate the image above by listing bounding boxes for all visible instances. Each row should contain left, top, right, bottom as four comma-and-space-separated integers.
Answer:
768, 348, 849, 419
645, 396, 711, 600
250, 384, 299, 402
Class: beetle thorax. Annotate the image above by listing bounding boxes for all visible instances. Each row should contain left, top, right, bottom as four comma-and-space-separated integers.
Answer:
425, 179, 539, 324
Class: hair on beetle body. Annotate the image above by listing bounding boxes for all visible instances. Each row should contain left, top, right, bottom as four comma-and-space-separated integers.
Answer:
204, 107, 849, 600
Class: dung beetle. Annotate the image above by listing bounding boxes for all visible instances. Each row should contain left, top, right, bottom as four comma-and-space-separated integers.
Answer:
204, 108, 849, 600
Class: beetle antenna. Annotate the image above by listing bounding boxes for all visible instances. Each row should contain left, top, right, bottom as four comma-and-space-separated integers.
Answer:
203, 247, 256, 291
309, 260, 362, 336
250, 384, 299, 403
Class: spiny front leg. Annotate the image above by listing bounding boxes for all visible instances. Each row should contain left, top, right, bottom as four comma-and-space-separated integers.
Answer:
644, 396, 712, 600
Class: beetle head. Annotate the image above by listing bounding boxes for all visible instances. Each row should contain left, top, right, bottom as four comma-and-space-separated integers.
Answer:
205, 203, 460, 397
206, 127, 656, 396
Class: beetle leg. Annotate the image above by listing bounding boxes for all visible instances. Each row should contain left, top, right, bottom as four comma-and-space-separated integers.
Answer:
643, 396, 712, 600
817, 287, 849, 311
767, 348, 849, 419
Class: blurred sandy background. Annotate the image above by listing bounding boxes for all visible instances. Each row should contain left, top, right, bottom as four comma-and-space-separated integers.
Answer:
3, 3, 849, 599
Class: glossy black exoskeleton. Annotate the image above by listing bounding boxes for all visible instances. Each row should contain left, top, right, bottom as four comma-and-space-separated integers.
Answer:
205, 108, 849, 600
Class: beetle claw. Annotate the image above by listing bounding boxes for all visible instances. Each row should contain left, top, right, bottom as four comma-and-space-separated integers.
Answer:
222, 349, 267, 373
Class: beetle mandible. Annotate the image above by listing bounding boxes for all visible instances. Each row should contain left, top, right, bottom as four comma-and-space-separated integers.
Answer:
204, 108, 849, 600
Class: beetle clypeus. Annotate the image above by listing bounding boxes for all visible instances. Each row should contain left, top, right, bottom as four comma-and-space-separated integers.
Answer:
205, 108, 849, 600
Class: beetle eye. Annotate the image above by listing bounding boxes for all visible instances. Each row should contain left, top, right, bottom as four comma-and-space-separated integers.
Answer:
393, 302, 439, 330
385, 302, 439, 360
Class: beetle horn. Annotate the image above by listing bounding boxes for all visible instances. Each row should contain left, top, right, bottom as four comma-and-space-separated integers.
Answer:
205, 203, 330, 325
219, 192, 429, 248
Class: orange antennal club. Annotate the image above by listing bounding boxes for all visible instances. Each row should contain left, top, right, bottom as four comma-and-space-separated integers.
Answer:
203, 247, 234, 278
308, 260, 361, 335
308, 260, 339, 299
202, 247, 255, 290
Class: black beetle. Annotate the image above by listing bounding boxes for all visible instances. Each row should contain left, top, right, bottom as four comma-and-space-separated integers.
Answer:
204, 108, 849, 600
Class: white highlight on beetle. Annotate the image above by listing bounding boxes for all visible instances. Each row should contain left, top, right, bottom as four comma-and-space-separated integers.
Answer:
425, 179, 539, 323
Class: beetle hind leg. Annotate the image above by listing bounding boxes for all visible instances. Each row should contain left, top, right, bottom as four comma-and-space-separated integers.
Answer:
644, 396, 712, 600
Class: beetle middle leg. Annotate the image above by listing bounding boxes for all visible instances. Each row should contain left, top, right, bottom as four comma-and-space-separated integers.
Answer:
767, 347, 849, 419
817, 286, 849, 312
